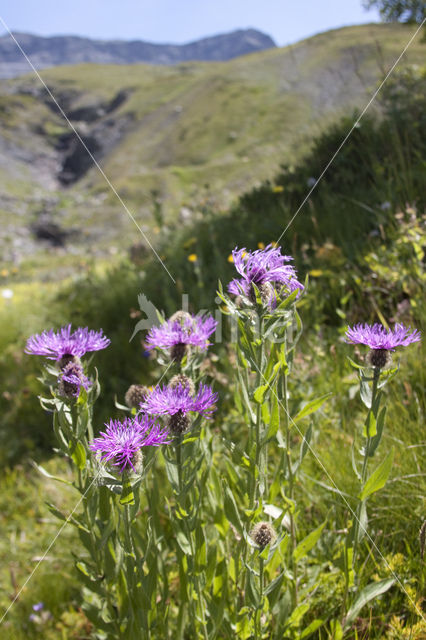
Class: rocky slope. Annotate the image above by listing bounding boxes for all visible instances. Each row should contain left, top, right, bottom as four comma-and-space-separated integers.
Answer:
0, 23, 423, 278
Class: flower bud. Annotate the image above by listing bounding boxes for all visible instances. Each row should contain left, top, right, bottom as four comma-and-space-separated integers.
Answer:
169, 310, 192, 325
169, 374, 195, 396
125, 384, 149, 409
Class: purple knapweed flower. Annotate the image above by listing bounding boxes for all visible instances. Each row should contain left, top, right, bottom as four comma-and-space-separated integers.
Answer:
89, 415, 170, 473
345, 322, 421, 368
140, 382, 218, 435
32, 602, 44, 612
146, 312, 217, 362
25, 324, 110, 362
228, 244, 303, 307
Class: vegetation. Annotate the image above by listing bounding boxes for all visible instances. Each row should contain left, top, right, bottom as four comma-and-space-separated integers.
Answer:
0, 45, 425, 640
363, 0, 426, 24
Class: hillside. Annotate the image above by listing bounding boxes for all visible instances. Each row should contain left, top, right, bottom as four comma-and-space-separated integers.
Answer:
0, 29, 276, 78
0, 23, 424, 279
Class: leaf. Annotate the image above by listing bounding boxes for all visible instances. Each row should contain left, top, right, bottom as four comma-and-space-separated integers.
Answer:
356, 501, 368, 543
359, 448, 394, 500
299, 424, 313, 463
262, 392, 279, 444
175, 530, 192, 555
120, 476, 135, 505
351, 441, 361, 482
264, 504, 283, 519
329, 620, 344, 640
223, 485, 243, 534
293, 394, 331, 424
300, 619, 325, 639
31, 462, 73, 486
360, 378, 372, 409
344, 578, 395, 628
70, 441, 86, 470
265, 571, 284, 608
368, 406, 386, 457
363, 410, 377, 438
254, 384, 269, 404
294, 521, 326, 562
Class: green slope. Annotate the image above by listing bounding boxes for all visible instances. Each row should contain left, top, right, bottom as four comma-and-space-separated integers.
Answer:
0, 23, 424, 275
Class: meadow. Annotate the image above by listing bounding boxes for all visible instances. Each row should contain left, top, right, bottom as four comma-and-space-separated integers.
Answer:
0, 46, 425, 640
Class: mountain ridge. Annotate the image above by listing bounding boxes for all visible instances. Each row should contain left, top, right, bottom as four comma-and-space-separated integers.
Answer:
0, 29, 276, 78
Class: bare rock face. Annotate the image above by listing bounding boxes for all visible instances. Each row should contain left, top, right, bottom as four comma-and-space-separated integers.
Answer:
0, 30, 276, 78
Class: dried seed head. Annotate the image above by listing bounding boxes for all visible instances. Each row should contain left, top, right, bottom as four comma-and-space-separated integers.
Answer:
170, 343, 190, 363
250, 522, 277, 549
366, 348, 391, 369
169, 310, 192, 325
168, 410, 190, 436
169, 374, 195, 396
125, 384, 149, 409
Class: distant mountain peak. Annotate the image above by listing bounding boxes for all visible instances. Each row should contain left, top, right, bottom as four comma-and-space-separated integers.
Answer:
0, 29, 276, 78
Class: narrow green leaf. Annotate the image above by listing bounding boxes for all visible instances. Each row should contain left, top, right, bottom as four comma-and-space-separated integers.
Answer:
356, 501, 368, 543
261, 401, 270, 424
176, 530, 192, 555
299, 424, 313, 463
293, 394, 331, 424
344, 578, 395, 628
46, 502, 67, 522
120, 476, 135, 505
363, 410, 377, 438
294, 521, 326, 562
223, 485, 243, 534
368, 406, 386, 457
359, 448, 394, 500
254, 384, 269, 404
329, 620, 344, 640
286, 602, 309, 627
300, 619, 325, 639
360, 378, 372, 409
262, 392, 279, 444
264, 571, 284, 608
70, 441, 86, 470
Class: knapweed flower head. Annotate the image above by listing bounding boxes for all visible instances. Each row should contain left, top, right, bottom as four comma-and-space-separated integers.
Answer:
140, 382, 218, 435
89, 415, 170, 473
345, 322, 421, 368
228, 244, 303, 307
25, 324, 110, 362
250, 522, 277, 549
125, 384, 149, 409
58, 361, 92, 398
146, 312, 217, 362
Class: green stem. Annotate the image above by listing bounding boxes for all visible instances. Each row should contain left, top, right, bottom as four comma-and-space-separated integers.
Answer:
175, 440, 208, 640
282, 368, 298, 608
352, 367, 380, 575
252, 316, 266, 510
78, 469, 122, 637
255, 557, 265, 639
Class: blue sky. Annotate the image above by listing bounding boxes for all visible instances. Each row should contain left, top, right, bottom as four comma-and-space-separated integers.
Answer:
0, 0, 380, 46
